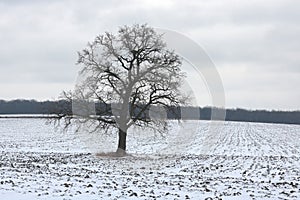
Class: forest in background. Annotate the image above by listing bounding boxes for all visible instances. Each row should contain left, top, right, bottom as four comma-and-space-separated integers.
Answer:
0, 99, 299, 125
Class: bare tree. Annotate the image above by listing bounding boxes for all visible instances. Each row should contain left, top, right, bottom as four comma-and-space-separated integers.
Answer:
60, 24, 188, 155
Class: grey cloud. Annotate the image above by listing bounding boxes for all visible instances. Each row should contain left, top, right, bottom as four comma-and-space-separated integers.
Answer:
230, 0, 300, 26
0, 0, 299, 109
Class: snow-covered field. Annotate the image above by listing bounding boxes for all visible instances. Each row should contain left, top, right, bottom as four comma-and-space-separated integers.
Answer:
0, 118, 300, 199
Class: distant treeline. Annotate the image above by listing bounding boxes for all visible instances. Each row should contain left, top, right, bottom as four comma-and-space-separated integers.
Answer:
0, 99, 299, 125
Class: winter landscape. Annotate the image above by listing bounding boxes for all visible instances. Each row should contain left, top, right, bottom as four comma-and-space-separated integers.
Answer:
0, 117, 299, 199
1, 0, 300, 199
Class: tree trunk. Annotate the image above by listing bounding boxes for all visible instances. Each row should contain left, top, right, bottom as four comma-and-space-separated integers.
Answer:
116, 128, 127, 156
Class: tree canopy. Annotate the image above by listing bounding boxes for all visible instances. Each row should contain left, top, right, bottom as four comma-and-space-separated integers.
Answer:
68, 24, 187, 155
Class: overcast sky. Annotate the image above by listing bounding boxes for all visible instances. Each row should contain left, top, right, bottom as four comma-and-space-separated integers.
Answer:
0, 0, 299, 110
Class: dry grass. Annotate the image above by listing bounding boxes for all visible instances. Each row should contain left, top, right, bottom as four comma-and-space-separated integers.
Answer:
95, 151, 130, 158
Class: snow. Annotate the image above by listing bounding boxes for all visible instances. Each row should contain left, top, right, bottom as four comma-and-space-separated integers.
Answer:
0, 190, 39, 200
0, 118, 300, 199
